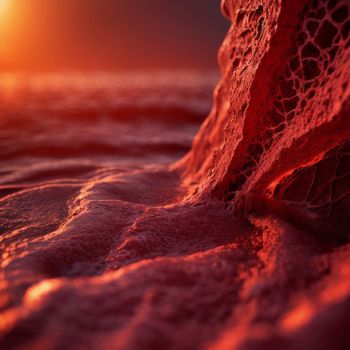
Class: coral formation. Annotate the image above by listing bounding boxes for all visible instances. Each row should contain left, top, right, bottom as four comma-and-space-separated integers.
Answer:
185, 0, 350, 228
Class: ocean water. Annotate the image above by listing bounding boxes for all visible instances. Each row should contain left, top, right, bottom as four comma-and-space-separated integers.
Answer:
0, 71, 217, 174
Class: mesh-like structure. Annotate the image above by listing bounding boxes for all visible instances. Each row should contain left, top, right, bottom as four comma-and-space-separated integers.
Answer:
184, 0, 350, 242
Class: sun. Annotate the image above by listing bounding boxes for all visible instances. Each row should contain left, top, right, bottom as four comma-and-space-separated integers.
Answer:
0, 0, 7, 11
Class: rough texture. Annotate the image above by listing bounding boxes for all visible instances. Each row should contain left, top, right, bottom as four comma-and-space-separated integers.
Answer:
1, 1, 350, 349
184, 0, 350, 219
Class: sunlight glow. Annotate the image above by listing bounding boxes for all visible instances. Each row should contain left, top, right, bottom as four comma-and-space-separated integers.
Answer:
24, 280, 61, 305
282, 304, 314, 332
0, 0, 18, 63
0, 0, 7, 11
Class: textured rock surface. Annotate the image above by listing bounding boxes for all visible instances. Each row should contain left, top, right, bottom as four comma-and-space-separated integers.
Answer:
1, 0, 350, 349
185, 0, 350, 223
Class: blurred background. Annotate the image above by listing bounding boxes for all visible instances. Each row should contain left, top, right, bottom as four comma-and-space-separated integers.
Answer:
0, 0, 228, 72
0, 0, 229, 170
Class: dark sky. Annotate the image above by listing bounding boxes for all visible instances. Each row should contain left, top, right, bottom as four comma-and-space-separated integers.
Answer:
0, 0, 229, 71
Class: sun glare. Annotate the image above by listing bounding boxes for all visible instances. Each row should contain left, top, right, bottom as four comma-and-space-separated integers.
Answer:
0, 0, 6, 10
0, 0, 9, 18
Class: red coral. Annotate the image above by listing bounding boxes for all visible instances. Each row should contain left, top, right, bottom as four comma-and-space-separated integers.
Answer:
184, 0, 350, 240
